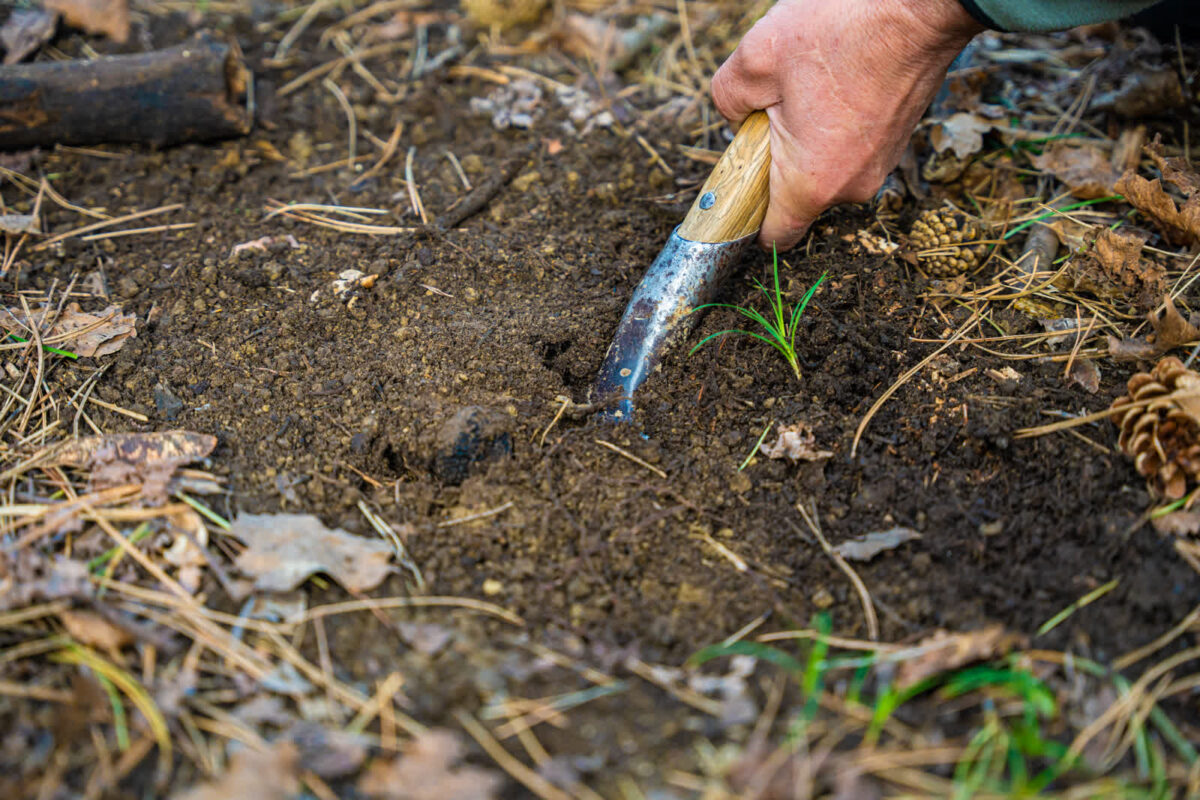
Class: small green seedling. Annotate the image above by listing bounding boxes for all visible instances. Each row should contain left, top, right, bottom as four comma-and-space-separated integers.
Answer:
689, 247, 826, 381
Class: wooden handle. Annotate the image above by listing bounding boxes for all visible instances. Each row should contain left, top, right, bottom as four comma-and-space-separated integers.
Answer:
678, 110, 771, 244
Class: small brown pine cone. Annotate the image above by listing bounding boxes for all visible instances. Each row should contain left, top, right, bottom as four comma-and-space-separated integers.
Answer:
907, 207, 986, 278
1111, 356, 1200, 499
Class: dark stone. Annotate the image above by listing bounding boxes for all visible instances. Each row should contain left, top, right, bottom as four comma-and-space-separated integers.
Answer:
350, 431, 373, 454
154, 382, 184, 421
431, 406, 512, 485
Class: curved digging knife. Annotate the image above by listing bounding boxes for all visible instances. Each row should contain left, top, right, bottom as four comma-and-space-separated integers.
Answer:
593, 110, 772, 420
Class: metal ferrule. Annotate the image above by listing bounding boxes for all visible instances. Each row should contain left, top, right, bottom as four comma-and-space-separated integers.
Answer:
592, 228, 754, 421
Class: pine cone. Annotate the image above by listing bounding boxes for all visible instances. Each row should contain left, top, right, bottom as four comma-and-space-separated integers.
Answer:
908, 208, 985, 278
1110, 357, 1200, 499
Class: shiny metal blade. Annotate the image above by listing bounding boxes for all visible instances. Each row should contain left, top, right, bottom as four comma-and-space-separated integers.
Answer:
593, 228, 754, 421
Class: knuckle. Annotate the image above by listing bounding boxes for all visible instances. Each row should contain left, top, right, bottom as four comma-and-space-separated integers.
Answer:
731, 35, 778, 82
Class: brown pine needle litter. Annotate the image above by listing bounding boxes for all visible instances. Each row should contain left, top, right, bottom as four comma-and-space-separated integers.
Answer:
2, 3, 1199, 798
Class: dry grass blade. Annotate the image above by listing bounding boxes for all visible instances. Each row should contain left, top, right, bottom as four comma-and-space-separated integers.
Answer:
35, 203, 183, 250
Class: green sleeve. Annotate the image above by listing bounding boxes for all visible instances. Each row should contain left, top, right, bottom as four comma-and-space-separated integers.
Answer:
957, 0, 1165, 31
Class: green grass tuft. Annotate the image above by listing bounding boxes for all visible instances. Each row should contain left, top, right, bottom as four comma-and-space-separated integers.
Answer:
689, 246, 826, 381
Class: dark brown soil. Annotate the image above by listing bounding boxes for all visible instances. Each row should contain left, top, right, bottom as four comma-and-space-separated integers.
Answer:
8, 9, 1199, 793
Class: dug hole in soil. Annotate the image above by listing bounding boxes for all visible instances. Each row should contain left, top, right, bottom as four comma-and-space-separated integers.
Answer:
5, 6, 1199, 793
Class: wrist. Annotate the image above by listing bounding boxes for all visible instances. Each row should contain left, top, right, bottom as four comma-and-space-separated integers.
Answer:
881, 0, 985, 60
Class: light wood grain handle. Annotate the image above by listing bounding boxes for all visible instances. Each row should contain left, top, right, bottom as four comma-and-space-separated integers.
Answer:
678, 110, 771, 244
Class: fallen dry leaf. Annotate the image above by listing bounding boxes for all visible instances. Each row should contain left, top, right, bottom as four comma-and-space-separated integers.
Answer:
895, 625, 1025, 690
0, 303, 136, 358
1115, 171, 1200, 246
0, 552, 90, 612
1065, 228, 1164, 311
57, 608, 132, 651
0, 8, 57, 64
1148, 295, 1200, 352
1106, 295, 1200, 362
358, 729, 503, 800
231, 513, 395, 593
44, 431, 217, 469
1107, 334, 1158, 362
1067, 359, 1101, 394
1150, 511, 1200, 536
0, 213, 39, 234
42, 431, 216, 504
44, 0, 128, 43
928, 112, 997, 159
172, 741, 299, 800
832, 528, 921, 562
1032, 143, 1119, 200
760, 422, 833, 462
1092, 68, 1186, 118
1146, 137, 1200, 197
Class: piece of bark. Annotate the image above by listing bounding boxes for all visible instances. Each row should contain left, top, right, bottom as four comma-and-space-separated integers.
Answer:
0, 32, 251, 150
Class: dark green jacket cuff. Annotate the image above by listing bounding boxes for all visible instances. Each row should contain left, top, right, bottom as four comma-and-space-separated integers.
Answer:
957, 0, 1164, 32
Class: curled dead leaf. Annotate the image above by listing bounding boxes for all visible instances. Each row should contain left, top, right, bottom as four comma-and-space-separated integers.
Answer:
1148, 295, 1200, 352
1146, 137, 1200, 197
1115, 171, 1200, 246
1064, 228, 1164, 311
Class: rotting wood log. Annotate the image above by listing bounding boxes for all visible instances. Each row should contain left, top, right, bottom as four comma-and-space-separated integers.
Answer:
0, 32, 251, 151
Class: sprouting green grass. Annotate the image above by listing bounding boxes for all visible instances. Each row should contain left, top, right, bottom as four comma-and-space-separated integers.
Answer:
689, 247, 826, 382
1003, 195, 1124, 240
3, 333, 78, 360
689, 622, 1189, 797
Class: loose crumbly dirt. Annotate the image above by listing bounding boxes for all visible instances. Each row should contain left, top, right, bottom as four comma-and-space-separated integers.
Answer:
7, 8, 1199, 794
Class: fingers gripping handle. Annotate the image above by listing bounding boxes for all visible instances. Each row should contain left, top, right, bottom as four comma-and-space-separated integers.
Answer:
678, 111, 772, 244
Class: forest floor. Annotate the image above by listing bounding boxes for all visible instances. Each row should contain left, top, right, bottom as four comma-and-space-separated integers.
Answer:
1, 1, 1199, 797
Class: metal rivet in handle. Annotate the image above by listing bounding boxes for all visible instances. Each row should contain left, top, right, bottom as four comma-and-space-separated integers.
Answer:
699, 191, 716, 210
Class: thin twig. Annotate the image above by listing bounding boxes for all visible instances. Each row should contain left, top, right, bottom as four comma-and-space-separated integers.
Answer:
796, 500, 879, 641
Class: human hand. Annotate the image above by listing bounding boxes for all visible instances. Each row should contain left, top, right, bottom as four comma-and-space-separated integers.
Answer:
711, 0, 983, 250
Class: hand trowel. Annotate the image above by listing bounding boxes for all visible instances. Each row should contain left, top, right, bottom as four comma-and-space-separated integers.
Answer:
592, 110, 771, 420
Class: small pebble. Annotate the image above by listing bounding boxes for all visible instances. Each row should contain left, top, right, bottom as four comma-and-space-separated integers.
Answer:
811, 588, 835, 609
